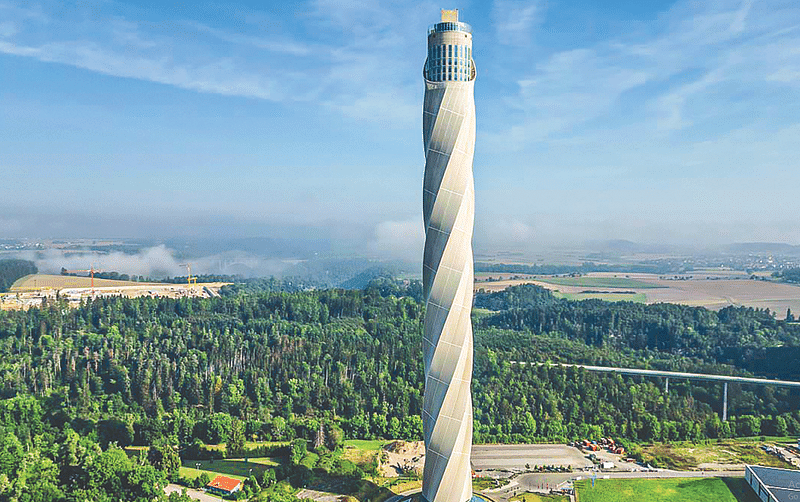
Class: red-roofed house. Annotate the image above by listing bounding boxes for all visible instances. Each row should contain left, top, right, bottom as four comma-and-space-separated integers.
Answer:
206, 475, 242, 496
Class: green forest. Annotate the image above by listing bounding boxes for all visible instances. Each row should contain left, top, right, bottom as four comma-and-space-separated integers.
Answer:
773, 267, 800, 284
0, 280, 798, 500
0, 260, 37, 293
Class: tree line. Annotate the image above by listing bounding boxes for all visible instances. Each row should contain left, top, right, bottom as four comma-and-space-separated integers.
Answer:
0, 259, 37, 292
478, 284, 800, 379
773, 267, 800, 284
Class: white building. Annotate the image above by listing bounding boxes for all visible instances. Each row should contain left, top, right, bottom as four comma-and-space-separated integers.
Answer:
745, 465, 800, 502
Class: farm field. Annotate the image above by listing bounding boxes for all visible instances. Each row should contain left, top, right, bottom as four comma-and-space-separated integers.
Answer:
475, 272, 800, 315
1, 274, 230, 309
574, 477, 757, 502
553, 291, 647, 303
10, 274, 157, 291
536, 276, 661, 289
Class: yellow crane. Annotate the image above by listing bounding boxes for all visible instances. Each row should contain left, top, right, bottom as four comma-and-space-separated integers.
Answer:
179, 264, 197, 286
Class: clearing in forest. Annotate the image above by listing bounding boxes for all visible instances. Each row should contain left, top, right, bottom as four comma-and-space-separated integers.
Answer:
342, 439, 386, 469
178, 457, 279, 481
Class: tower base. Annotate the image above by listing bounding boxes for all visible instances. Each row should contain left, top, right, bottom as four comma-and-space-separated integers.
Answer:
399, 493, 494, 502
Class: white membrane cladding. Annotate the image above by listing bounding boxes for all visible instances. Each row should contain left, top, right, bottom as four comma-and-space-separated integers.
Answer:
421, 61, 476, 502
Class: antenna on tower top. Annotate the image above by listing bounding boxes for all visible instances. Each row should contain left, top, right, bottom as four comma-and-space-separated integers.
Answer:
441, 9, 458, 22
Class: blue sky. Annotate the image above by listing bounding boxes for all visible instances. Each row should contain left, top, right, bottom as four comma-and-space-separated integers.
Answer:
1, 0, 799, 257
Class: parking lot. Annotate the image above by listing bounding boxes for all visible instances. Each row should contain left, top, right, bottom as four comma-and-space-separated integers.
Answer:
472, 444, 594, 472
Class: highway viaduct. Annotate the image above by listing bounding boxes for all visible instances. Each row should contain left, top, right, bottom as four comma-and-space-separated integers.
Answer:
512, 362, 800, 421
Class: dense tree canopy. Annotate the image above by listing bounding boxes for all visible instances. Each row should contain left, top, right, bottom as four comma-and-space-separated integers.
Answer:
479, 284, 800, 378
0, 259, 37, 292
0, 281, 798, 498
773, 267, 800, 284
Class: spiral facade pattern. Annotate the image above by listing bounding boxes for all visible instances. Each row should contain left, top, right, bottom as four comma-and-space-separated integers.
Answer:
421, 11, 476, 502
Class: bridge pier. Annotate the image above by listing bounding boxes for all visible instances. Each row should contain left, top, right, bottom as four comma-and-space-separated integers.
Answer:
722, 382, 728, 421
665, 377, 669, 394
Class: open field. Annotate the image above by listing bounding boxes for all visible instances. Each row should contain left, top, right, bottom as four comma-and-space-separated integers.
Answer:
375, 477, 422, 494
642, 440, 799, 471
178, 457, 279, 481
553, 292, 647, 303
475, 272, 800, 314
346, 439, 388, 451
1, 274, 230, 310
537, 277, 662, 289
574, 477, 757, 502
511, 493, 569, 502
343, 439, 386, 471
10, 274, 160, 291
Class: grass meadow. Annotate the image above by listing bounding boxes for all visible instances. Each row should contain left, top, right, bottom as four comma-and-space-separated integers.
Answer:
537, 277, 662, 289
574, 477, 757, 502
553, 291, 647, 302
178, 457, 279, 481
510, 492, 570, 502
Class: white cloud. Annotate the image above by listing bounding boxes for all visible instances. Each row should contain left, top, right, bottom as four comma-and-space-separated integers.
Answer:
181, 20, 313, 56
492, 0, 541, 46
13, 245, 293, 278
0, 20, 16, 38
17, 245, 184, 277
0, 39, 286, 100
654, 68, 725, 131
767, 68, 800, 83
490, 218, 535, 244
0, 218, 23, 233
308, 1, 431, 126
368, 218, 423, 261
487, 0, 800, 149
0, 0, 429, 123
729, 0, 754, 34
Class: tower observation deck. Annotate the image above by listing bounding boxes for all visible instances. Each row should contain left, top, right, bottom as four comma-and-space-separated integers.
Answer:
421, 9, 476, 502
424, 11, 475, 83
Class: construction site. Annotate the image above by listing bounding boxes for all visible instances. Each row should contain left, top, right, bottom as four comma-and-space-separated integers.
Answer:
1, 266, 229, 310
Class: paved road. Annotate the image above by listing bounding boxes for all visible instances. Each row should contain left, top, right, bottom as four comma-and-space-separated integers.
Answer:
164, 484, 222, 502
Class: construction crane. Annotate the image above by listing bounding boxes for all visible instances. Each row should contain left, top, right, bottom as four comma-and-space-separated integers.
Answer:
179, 264, 197, 286
62, 266, 104, 295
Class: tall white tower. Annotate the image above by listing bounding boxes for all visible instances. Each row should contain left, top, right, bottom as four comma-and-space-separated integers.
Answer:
421, 9, 476, 502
